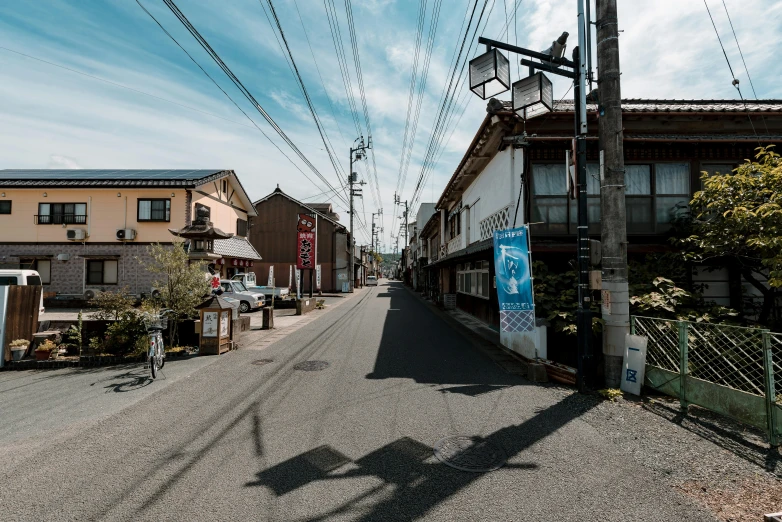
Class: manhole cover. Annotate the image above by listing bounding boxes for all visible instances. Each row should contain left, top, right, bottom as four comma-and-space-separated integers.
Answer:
433, 436, 506, 472
294, 360, 329, 371
251, 359, 274, 366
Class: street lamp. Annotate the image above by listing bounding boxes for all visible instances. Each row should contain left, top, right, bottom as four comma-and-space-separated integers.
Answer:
467, 0, 593, 391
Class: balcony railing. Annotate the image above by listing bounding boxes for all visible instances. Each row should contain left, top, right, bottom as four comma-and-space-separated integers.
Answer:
35, 214, 87, 225
479, 204, 512, 240
446, 235, 462, 255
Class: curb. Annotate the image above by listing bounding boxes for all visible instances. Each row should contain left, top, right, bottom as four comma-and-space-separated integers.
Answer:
1, 351, 195, 372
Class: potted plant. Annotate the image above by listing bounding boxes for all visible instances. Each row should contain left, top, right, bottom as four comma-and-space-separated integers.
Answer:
9, 339, 30, 361
34, 339, 57, 361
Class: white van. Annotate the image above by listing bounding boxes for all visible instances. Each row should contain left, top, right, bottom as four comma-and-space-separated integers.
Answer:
0, 269, 46, 313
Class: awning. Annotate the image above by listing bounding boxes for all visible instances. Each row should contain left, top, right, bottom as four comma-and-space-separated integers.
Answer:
431, 237, 493, 266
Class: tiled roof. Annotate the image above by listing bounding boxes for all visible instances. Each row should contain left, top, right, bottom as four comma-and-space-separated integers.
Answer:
0, 169, 231, 187
498, 99, 782, 113
213, 236, 263, 260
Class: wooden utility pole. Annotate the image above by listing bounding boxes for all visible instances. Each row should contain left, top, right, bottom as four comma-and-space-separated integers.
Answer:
597, 0, 629, 387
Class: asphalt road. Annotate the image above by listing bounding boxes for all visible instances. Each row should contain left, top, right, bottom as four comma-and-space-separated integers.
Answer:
0, 281, 714, 521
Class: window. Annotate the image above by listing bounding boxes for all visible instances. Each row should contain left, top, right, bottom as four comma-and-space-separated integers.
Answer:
220, 282, 233, 293
0, 201, 11, 214
457, 260, 491, 299
531, 162, 692, 234
86, 260, 118, 285
655, 163, 690, 228
37, 203, 87, 224
138, 199, 171, 222
20, 258, 51, 284
222, 180, 228, 195
700, 164, 734, 188
236, 218, 248, 237
448, 212, 461, 239
0, 276, 18, 285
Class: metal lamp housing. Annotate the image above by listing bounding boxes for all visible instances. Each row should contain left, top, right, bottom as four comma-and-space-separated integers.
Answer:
512, 72, 554, 120
469, 49, 511, 99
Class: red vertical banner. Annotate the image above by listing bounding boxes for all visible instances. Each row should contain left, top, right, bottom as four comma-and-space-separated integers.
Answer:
296, 213, 316, 270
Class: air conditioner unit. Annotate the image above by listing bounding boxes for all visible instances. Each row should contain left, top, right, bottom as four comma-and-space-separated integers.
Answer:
116, 228, 136, 241
67, 229, 86, 241
84, 289, 101, 300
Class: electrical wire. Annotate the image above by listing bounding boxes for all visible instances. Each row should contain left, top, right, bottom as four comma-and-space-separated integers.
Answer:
135, 0, 333, 197
702, 0, 759, 141
261, 0, 349, 199
720, 0, 770, 135
163, 0, 354, 207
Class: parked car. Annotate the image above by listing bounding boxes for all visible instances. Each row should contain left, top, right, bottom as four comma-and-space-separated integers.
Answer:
366, 276, 378, 286
219, 280, 265, 313
0, 269, 45, 313
231, 273, 291, 303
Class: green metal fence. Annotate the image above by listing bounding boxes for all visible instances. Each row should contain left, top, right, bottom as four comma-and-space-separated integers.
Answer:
632, 316, 780, 446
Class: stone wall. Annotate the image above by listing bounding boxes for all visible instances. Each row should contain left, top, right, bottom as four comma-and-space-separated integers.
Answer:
0, 243, 174, 297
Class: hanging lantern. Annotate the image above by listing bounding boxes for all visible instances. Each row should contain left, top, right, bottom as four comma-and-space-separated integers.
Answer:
469, 48, 511, 99
512, 72, 553, 120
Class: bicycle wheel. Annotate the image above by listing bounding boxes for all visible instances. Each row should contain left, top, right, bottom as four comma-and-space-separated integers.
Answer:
149, 355, 158, 379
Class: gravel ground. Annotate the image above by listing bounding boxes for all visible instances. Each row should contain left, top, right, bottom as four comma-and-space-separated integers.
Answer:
544, 387, 782, 521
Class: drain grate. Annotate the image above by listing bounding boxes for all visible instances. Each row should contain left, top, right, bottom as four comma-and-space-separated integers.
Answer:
433, 436, 506, 472
251, 359, 274, 366
294, 360, 329, 371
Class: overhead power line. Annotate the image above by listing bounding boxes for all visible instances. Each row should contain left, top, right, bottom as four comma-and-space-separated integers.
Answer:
135, 0, 338, 198
260, 0, 349, 199
140, 0, 350, 208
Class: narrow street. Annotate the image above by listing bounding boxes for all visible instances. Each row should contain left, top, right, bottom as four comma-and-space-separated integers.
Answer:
1, 281, 712, 521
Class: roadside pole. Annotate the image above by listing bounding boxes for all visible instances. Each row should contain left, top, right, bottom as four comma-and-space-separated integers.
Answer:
597, 0, 629, 387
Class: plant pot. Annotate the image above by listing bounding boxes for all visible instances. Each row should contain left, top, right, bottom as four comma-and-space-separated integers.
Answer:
34, 350, 51, 361
11, 348, 26, 361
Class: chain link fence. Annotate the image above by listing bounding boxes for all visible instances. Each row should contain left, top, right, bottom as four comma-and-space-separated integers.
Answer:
633, 316, 780, 446
772, 333, 782, 406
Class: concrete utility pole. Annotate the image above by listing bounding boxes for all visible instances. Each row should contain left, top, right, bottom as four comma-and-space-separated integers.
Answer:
349, 137, 368, 292
597, 0, 629, 387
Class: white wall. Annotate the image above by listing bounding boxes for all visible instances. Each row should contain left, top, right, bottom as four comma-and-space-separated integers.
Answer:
460, 148, 519, 246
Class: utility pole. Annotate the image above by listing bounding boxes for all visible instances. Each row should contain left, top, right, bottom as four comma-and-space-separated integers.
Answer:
597, 0, 628, 387
471, 0, 595, 390
349, 137, 368, 292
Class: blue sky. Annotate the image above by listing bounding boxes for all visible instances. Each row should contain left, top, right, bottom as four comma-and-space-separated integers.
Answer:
2, 0, 781, 249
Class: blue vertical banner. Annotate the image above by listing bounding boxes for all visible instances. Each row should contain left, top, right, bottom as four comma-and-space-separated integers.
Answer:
493, 226, 535, 332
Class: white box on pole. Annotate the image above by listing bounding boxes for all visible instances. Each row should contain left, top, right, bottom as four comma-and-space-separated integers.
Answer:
620, 334, 648, 396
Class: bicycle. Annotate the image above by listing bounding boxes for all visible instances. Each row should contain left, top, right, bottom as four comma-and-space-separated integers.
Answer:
141, 309, 173, 379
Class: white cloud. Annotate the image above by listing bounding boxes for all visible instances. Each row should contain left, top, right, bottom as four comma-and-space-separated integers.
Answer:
47, 155, 82, 169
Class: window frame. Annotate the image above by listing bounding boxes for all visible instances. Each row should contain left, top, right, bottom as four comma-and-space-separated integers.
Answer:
137, 198, 171, 222
531, 161, 693, 235
37, 202, 87, 225
86, 260, 118, 285
0, 200, 11, 214
456, 260, 491, 300
236, 218, 248, 237
19, 258, 51, 285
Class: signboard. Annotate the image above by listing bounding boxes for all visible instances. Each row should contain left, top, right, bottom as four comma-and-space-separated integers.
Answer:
295, 267, 301, 298
493, 226, 534, 332
296, 213, 316, 270
268, 265, 274, 287
289, 265, 293, 289
220, 311, 230, 337
621, 334, 648, 396
341, 282, 349, 293
316, 264, 322, 291
202, 311, 218, 337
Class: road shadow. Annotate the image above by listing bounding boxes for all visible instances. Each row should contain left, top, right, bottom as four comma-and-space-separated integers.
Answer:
246, 393, 594, 521
92, 369, 154, 393
365, 282, 526, 387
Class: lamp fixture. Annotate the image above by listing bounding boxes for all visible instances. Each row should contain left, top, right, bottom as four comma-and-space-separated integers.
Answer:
171, 192, 175, 197
1, 193, 4, 197
541, 31, 569, 60
43, 192, 47, 197
117, 192, 121, 197
512, 72, 554, 120
469, 48, 511, 99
